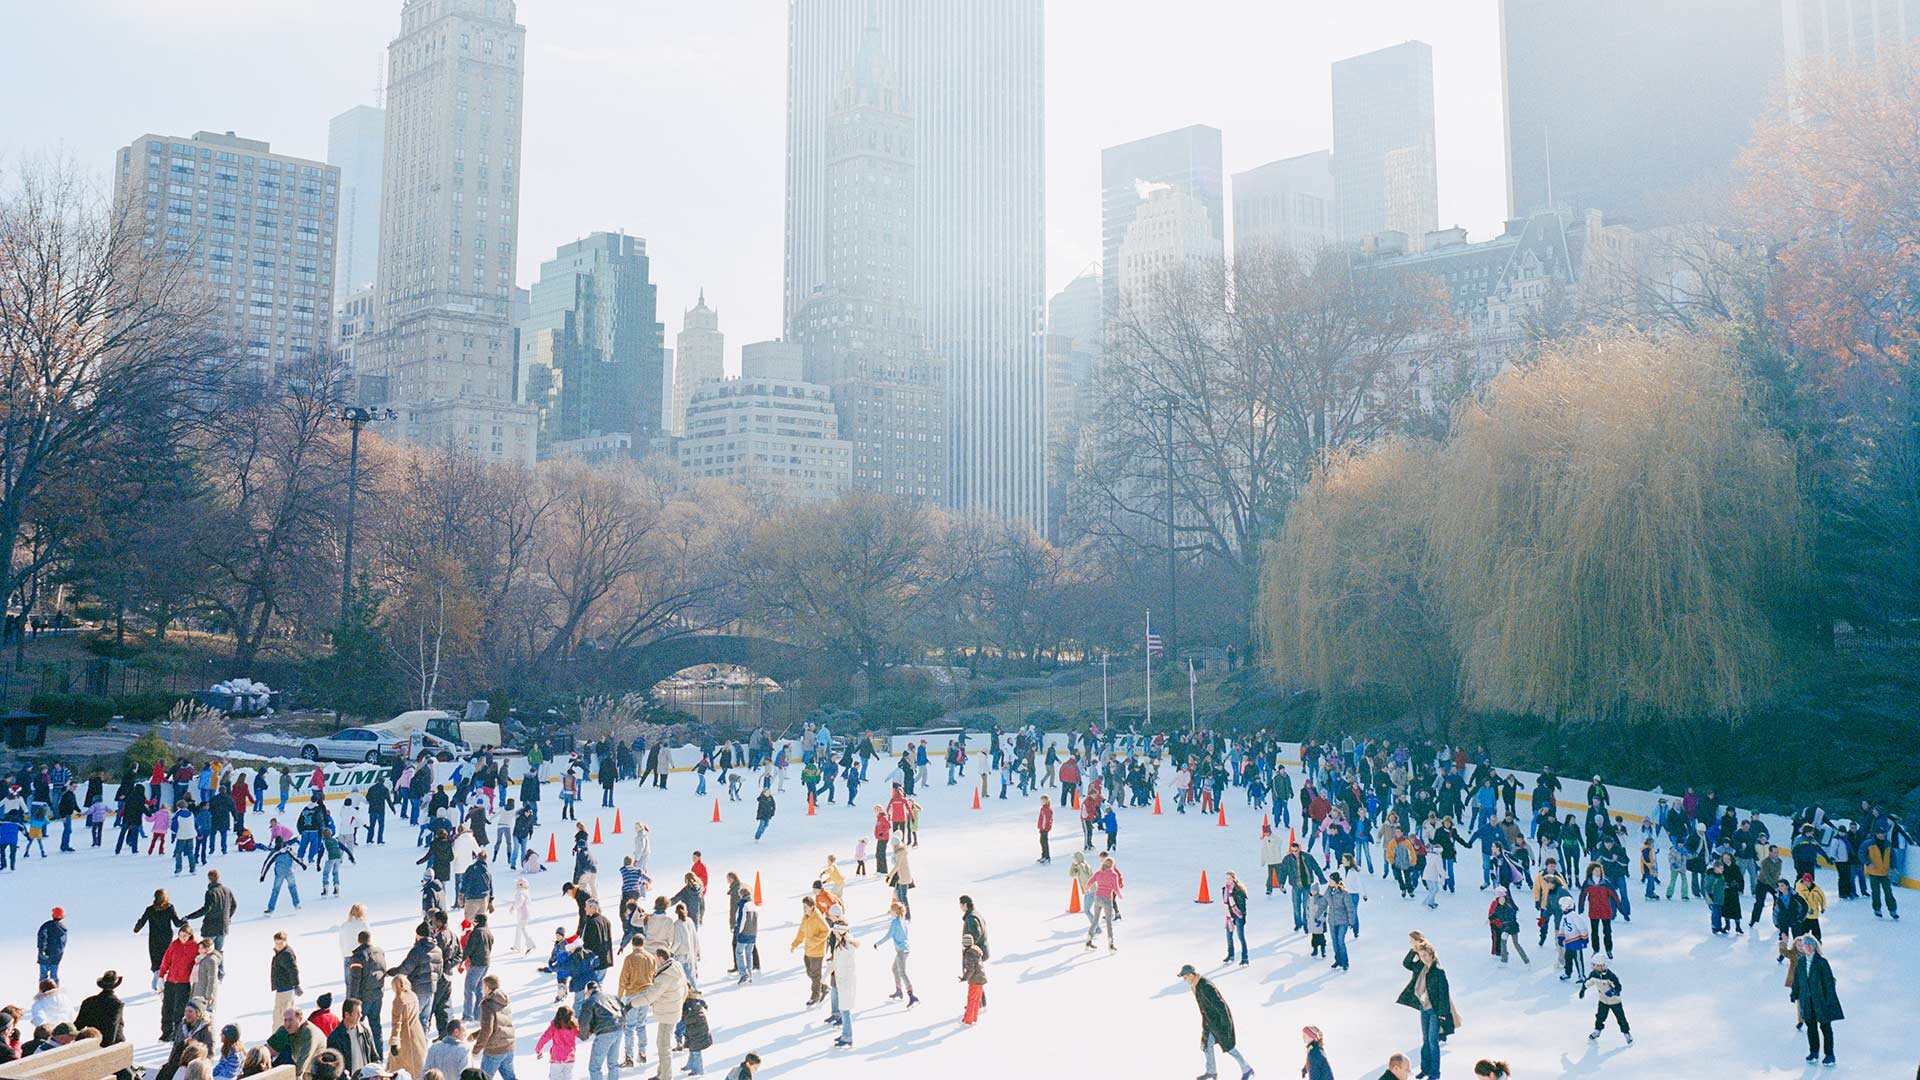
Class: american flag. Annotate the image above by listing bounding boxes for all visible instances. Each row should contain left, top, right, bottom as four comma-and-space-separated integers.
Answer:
1146, 631, 1164, 657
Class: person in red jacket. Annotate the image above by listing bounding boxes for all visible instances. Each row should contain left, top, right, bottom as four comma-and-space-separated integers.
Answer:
1036, 796, 1054, 865
158, 926, 200, 1039
1058, 757, 1082, 807
872, 807, 892, 876
887, 786, 909, 840
1577, 863, 1620, 956
1080, 788, 1102, 851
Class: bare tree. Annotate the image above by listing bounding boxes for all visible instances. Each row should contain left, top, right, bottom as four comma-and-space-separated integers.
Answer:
0, 157, 224, 635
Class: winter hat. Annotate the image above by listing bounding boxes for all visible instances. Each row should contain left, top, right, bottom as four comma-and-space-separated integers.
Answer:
1559, 895, 1575, 911
186, 997, 209, 1014
1302, 1026, 1323, 1043
1799, 873, 1814, 883
1591, 955, 1609, 970
316, 993, 334, 1010
50, 907, 63, 919
222, 1024, 241, 1042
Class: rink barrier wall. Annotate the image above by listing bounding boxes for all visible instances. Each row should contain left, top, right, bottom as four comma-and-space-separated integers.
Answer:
85, 733, 1920, 890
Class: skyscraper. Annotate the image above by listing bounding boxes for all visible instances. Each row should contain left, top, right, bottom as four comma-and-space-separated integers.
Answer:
678, 340, 852, 502
363, 0, 535, 464
520, 231, 665, 456
671, 292, 723, 437
1501, 0, 1783, 225
1332, 40, 1438, 243
327, 104, 385, 303
112, 130, 338, 383
1232, 151, 1336, 258
1100, 125, 1224, 322
791, 18, 946, 503
786, 0, 1046, 526
1044, 269, 1101, 540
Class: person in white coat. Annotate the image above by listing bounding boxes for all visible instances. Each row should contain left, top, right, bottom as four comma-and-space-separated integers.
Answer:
510, 879, 535, 953
1260, 828, 1286, 896
631, 823, 651, 877
671, 903, 701, 987
633, 949, 687, 1080
339, 903, 371, 989
828, 923, 858, 1048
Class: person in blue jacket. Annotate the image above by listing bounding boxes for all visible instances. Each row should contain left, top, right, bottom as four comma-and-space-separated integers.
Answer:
37, 907, 67, 985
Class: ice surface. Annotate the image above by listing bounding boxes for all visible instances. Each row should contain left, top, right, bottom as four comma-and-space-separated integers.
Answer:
6, 759, 1913, 1078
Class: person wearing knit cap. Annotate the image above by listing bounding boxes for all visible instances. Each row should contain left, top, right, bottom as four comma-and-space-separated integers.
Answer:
1302, 1026, 1332, 1080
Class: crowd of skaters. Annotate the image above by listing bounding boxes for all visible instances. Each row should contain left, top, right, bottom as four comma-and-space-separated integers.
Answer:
3, 718, 1910, 1078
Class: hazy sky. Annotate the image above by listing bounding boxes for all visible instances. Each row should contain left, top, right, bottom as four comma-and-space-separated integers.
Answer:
4, 0, 1505, 374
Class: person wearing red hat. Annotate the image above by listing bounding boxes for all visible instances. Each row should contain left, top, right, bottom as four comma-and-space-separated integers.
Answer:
37, 907, 67, 986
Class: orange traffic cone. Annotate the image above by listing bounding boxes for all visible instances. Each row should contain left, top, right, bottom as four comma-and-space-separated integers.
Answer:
1152, 792, 1162, 815
711, 799, 722, 824
971, 789, 981, 811
1195, 869, 1213, 904
546, 833, 558, 864
1270, 866, 1281, 889
592, 819, 603, 844
752, 872, 764, 906
806, 793, 817, 816
1288, 827, 1297, 848
1216, 802, 1228, 827
614, 809, 623, 834
1067, 877, 1082, 914
1069, 789, 1079, 810
1261, 813, 1270, 833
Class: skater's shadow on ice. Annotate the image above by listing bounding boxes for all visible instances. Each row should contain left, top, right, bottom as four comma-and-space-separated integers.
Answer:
1265, 969, 1337, 1005
997, 940, 1081, 964
1257, 953, 1320, 985
1558, 1043, 1628, 1074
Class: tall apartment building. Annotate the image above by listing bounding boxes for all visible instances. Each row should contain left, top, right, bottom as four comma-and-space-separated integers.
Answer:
327, 105, 385, 303
1233, 150, 1336, 258
1100, 125, 1224, 322
677, 341, 852, 502
670, 292, 724, 437
1114, 184, 1219, 313
786, 0, 1046, 527
1501, 1, 1783, 227
361, 0, 535, 464
1332, 40, 1438, 244
113, 130, 338, 383
519, 231, 665, 457
790, 20, 945, 503
334, 284, 378, 395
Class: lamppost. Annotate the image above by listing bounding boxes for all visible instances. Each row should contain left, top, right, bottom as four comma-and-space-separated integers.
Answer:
337, 406, 395, 618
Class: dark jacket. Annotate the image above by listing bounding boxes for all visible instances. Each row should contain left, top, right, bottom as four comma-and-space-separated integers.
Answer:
36, 918, 66, 964
187, 883, 238, 938
1790, 952, 1844, 1025
961, 910, 989, 961
326, 1019, 377, 1074
347, 943, 389, 1002
1395, 952, 1457, 1037
1191, 976, 1236, 1052
271, 946, 301, 993
74, 989, 125, 1046
393, 937, 442, 1000
580, 914, 613, 969
463, 926, 494, 969
134, 902, 185, 969
680, 994, 712, 1052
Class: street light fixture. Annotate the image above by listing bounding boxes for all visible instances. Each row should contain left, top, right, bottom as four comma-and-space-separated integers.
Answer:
337, 405, 396, 619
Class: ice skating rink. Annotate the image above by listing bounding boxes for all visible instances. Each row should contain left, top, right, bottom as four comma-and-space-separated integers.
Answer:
7, 762, 1915, 1078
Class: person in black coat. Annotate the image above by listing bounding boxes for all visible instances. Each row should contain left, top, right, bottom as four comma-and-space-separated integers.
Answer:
1179, 965, 1251, 1079
74, 971, 126, 1047
185, 871, 238, 973
1396, 934, 1456, 1080
134, 890, 185, 989
1789, 935, 1844, 1066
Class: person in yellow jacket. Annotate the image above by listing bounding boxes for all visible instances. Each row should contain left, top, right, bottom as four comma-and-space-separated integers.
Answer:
1862, 832, 1900, 920
1794, 874, 1829, 940
789, 897, 830, 1006
818, 854, 846, 902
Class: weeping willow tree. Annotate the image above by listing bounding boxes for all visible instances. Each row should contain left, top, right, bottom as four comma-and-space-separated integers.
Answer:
1426, 331, 1811, 723
1259, 439, 1457, 725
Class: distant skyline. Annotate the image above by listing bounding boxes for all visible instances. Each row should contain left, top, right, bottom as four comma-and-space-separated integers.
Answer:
3, 0, 1507, 373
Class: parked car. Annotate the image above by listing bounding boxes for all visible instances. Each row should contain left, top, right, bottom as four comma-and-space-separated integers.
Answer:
300, 726, 401, 763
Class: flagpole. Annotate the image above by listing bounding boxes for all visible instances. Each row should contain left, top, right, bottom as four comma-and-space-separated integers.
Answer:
1144, 610, 1153, 729
1101, 654, 1109, 727
1188, 657, 1197, 736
